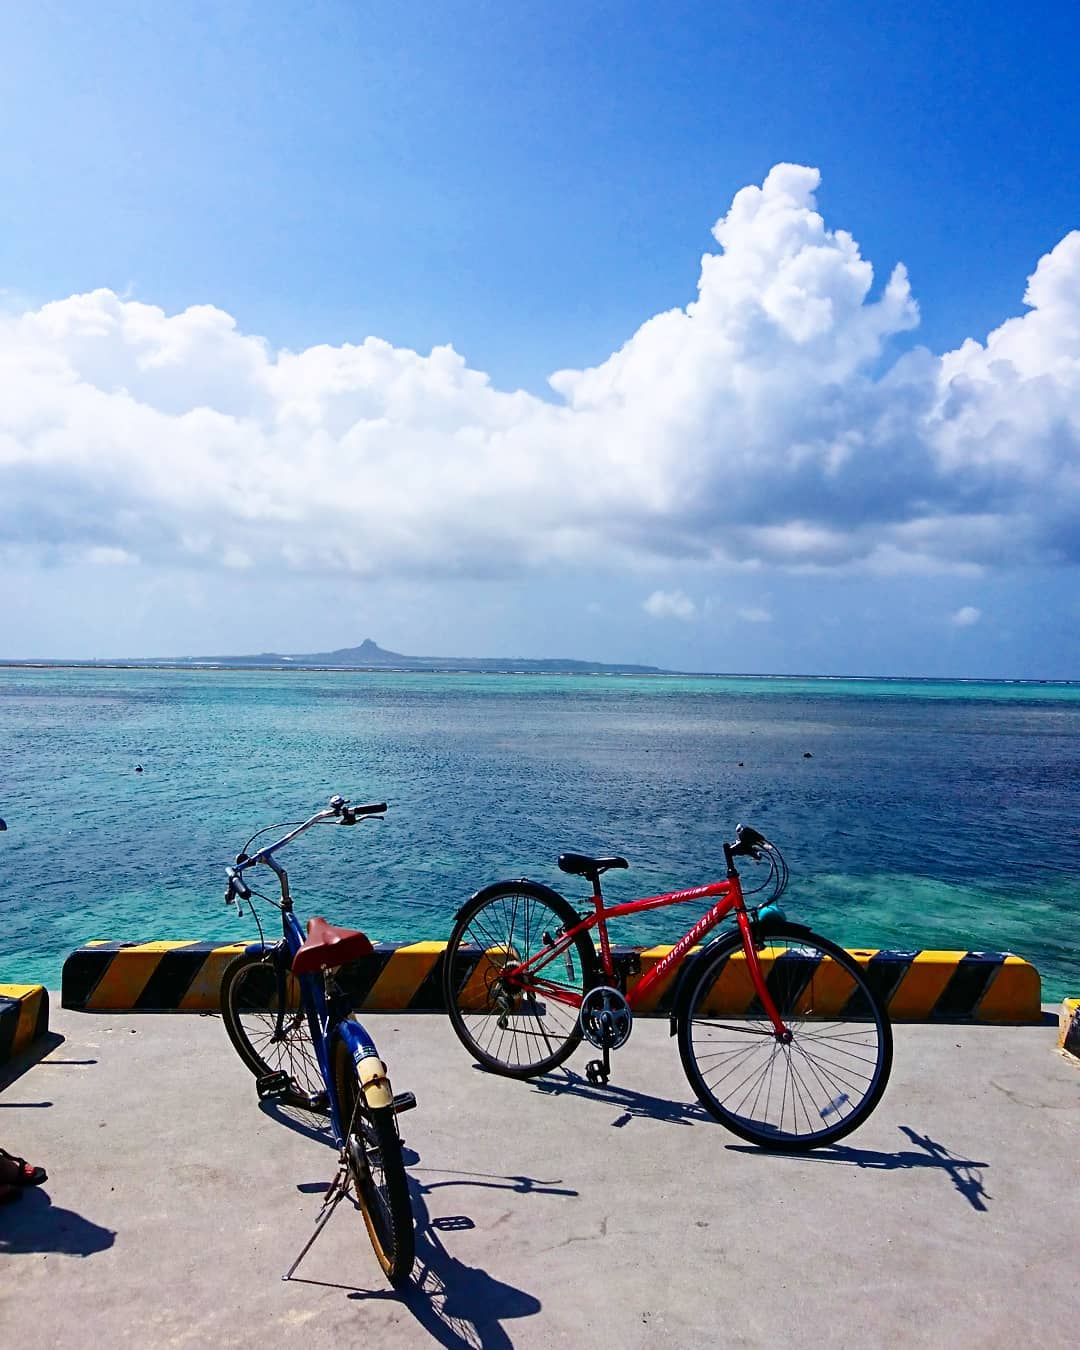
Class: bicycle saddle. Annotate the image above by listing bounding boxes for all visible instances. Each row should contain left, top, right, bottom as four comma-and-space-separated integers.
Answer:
292, 916, 375, 975
557, 852, 629, 880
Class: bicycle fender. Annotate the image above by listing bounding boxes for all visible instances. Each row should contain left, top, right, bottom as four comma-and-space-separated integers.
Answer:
243, 940, 284, 958
666, 919, 814, 1035
454, 877, 570, 923
337, 1020, 394, 1110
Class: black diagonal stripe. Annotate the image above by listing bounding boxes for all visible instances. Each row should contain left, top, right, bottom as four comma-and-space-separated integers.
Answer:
135, 944, 214, 1010
337, 943, 399, 1008
856, 952, 916, 1014
445, 946, 483, 999
747, 950, 824, 1016
933, 953, 1005, 1018
61, 949, 121, 1010
408, 951, 449, 1011
0, 997, 18, 1062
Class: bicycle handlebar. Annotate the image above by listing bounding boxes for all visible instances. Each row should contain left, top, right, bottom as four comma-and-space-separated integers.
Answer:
224, 795, 387, 904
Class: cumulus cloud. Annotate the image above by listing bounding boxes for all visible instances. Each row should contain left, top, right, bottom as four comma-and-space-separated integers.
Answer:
643, 589, 697, 620
950, 606, 982, 627
1, 164, 1078, 581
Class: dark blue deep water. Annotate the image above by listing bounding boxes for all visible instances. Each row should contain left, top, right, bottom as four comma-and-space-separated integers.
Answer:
1, 668, 1077, 999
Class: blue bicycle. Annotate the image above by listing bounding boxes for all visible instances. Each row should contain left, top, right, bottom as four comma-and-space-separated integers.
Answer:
219, 794, 415, 1284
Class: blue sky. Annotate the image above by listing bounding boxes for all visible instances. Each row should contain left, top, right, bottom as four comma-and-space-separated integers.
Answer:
2, 1, 1078, 676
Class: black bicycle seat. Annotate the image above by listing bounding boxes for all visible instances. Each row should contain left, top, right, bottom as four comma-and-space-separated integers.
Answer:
557, 852, 629, 879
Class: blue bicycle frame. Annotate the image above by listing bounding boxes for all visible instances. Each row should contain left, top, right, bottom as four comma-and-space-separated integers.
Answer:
244, 910, 382, 1140
224, 794, 399, 1135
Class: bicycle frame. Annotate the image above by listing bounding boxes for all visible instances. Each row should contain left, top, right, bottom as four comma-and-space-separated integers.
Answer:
243, 860, 383, 1146
509, 871, 789, 1037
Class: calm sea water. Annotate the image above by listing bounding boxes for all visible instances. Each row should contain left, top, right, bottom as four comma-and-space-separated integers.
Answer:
1, 667, 1077, 1000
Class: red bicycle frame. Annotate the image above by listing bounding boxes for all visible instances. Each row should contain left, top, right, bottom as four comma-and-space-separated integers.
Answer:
508, 869, 789, 1037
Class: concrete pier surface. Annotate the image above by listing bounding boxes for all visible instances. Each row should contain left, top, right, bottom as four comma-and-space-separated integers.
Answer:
1, 1008, 1077, 1349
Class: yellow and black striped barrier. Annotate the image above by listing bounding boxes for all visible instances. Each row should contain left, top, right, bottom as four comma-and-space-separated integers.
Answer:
620, 944, 1041, 1021
60, 939, 1041, 1022
0, 984, 50, 1064
1059, 999, 1080, 1059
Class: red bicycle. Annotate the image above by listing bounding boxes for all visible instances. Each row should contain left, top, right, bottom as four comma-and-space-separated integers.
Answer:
442, 825, 892, 1150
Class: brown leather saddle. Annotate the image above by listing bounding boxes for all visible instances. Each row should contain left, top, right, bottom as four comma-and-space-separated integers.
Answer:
291, 916, 374, 976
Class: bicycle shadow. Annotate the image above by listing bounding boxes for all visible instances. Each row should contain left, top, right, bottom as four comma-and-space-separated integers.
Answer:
259, 1098, 335, 1145
528, 1065, 708, 1128
262, 1097, 565, 1346
288, 1158, 565, 1348
727, 1124, 991, 1212
378, 1165, 553, 1350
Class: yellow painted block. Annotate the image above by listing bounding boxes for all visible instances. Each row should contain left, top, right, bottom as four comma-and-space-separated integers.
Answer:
0, 984, 48, 1058
14, 989, 43, 1054
887, 951, 958, 1019
85, 942, 196, 1011
696, 949, 760, 1015
455, 945, 520, 1013
791, 954, 860, 1017
177, 944, 248, 1011
362, 941, 444, 1010
976, 956, 1042, 1023
629, 945, 702, 1014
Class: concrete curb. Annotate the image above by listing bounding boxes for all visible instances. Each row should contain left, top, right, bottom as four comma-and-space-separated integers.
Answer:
1059, 998, 1080, 1059
60, 939, 1042, 1022
0, 984, 50, 1063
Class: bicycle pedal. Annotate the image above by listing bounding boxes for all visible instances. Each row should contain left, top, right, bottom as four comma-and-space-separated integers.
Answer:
585, 1060, 609, 1086
255, 1070, 292, 1101
392, 1091, 417, 1115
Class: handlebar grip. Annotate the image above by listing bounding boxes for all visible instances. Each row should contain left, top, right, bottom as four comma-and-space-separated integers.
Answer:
226, 867, 252, 901
352, 802, 387, 816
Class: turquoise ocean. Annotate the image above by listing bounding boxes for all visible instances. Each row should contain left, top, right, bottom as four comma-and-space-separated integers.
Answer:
1, 667, 1077, 1000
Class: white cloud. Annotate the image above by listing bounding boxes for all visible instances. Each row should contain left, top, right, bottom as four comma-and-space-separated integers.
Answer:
644, 589, 697, 620
951, 606, 982, 627
85, 546, 137, 565
737, 606, 773, 623
1, 164, 1078, 583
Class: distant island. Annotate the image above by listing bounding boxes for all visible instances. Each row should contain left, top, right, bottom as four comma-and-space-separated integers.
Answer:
3, 638, 669, 675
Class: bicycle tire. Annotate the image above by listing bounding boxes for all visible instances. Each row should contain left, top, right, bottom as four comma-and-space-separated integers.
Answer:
442, 881, 599, 1078
333, 1036, 414, 1285
220, 952, 325, 1112
677, 924, 892, 1150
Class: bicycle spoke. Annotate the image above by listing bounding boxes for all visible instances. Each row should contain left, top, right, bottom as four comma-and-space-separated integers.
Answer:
682, 929, 890, 1147
445, 885, 594, 1076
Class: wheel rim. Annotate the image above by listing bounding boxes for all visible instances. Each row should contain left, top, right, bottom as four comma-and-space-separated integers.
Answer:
348, 1117, 397, 1253
449, 891, 589, 1072
687, 938, 887, 1144
230, 961, 323, 1102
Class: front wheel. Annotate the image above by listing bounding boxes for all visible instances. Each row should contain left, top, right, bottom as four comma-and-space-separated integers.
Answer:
333, 1037, 414, 1285
442, 881, 599, 1078
220, 952, 324, 1111
677, 925, 892, 1150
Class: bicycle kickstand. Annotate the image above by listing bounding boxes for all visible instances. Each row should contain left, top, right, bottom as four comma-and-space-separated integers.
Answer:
281, 1162, 351, 1282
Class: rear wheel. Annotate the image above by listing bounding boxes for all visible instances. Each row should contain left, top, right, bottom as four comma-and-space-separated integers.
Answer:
677, 924, 892, 1150
442, 882, 598, 1078
333, 1037, 414, 1285
220, 952, 324, 1111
